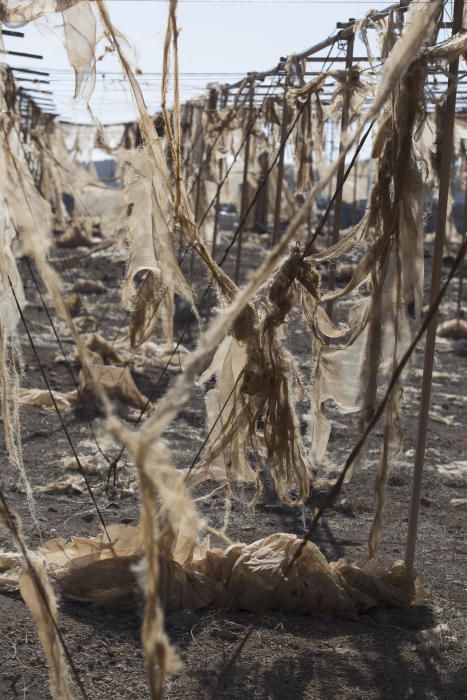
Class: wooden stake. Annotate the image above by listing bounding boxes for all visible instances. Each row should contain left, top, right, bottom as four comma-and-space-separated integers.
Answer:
405, 0, 464, 571
326, 30, 355, 318
234, 79, 254, 283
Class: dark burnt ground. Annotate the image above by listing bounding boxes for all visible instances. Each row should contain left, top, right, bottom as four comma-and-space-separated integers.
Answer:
0, 228, 466, 700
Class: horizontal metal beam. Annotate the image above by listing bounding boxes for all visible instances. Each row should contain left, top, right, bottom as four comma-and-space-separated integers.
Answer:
0, 49, 43, 60
15, 77, 50, 84
11, 67, 49, 77
336, 20, 452, 30
306, 56, 381, 63
23, 95, 55, 105
1, 29, 25, 37
20, 87, 53, 95
222, 1, 450, 93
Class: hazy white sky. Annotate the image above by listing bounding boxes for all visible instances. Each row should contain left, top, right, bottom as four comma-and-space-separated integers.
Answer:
1, 0, 455, 123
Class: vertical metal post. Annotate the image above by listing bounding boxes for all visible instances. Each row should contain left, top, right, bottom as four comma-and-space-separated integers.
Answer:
211, 158, 223, 259
307, 127, 315, 239
189, 164, 203, 278
352, 157, 358, 224
326, 28, 355, 318
234, 79, 255, 284
254, 143, 271, 233
405, 0, 464, 571
456, 140, 467, 320
271, 80, 289, 246
399, 0, 410, 29
326, 121, 335, 238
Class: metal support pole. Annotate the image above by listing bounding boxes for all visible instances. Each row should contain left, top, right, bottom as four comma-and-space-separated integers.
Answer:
1, 29, 24, 37
326, 29, 355, 318
352, 157, 358, 224
11, 67, 49, 77
211, 158, 223, 259
207, 158, 224, 322
456, 140, 467, 320
405, 0, 464, 571
234, 79, 255, 283
305, 108, 315, 239
326, 121, 336, 238
254, 150, 270, 232
0, 49, 43, 59
271, 81, 289, 246
190, 171, 203, 278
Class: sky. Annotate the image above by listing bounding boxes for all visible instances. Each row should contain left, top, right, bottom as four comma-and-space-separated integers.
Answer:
0, 0, 393, 124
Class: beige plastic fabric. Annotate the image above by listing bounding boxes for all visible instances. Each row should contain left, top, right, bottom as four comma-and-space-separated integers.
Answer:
0, 526, 422, 615
61, 122, 98, 163
19, 560, 74, 700
0, 498, 74, 700
437, 319, 467, 339
196, 335, 255, 486
2, 1, 97, 102
18, 387, 76, 410
79, 362, 150, 410
122, 0, 443, 515
0, 1, 77, 24
121, 148, 193, 347
18, 361, 150, 413
60, 122, 127, 157
62, 1, 96, 102
0, 64, 50, 527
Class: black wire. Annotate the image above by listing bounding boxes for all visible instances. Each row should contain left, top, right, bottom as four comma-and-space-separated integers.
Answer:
3, 121, 113, 466
108, 74, 282, 346
24, 258, 112, 467
9, 279, 110, 541
6, 120, 104, 326
107, 75, 284, 477
184, 47, 347, 476
109, 52, 344, 475
185, 367, 245, 479
302, 119, 376, 258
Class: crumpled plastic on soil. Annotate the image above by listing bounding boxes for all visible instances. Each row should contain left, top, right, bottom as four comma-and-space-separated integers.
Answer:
437, 319, 467, 339
0, 526, 423, 614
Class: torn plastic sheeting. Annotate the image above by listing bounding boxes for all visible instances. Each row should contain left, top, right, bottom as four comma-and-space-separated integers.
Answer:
437, 319, 467, 339
18, 387, 77, 410
1, 526, 423, 615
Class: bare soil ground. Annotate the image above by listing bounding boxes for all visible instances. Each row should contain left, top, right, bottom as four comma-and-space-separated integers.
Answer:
0, 229, 466, 699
